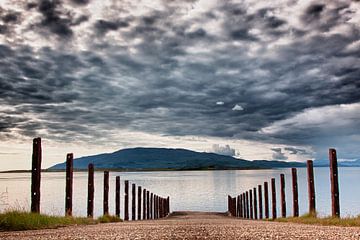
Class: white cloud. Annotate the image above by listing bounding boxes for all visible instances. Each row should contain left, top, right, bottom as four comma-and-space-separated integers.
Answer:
211, 144, 236, 156
232, 104, 244, 111
216, 101, 224, 105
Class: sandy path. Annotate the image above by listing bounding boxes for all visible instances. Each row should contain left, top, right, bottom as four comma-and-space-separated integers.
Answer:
1, 211, 360, 240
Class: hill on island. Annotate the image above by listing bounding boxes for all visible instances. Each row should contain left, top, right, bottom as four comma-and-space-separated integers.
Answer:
49, 148, 305, 171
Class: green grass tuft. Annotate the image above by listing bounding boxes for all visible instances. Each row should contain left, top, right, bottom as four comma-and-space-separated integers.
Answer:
0, 211, 96, 231
274, 212, 360, 227
97, 214, 122, 223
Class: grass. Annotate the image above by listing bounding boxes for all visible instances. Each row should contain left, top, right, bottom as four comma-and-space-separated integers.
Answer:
274, 212, 360, 227
97, 214, 122, 223
0, 211, 122, 231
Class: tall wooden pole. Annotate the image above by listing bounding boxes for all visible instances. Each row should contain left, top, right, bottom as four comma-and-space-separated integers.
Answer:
115, 176, 120, 217
87, 163, 94, 218
307, 160, 316, 215
329, 148, 340, 217
143, 189, 146, 219
271, 178, 277, 219
103, 171, 109, 216
132, 183, 136, 220
124, 180, 129, 221
65, 153, 73, 216
150, 193, 153, 219
246, 191, 249, 218
258, 185, 263, 219
31, 137, 42, 213
264, 181, 269, 219
280, 174, 286, 218
138, 186, 142, 220
291, 168, 299, 217
253, 187, 258, 220
249, 189, 253, 219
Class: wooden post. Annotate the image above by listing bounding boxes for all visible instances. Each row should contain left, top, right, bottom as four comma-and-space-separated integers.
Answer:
233, 197, 236, 216
264, 182, 269, 219
271, 178, 277, 219
65, 153, 73, 216
243, 193, 246, 218
253, 187, 258, 219
132, 183, 136, 220
249, 189, 253, 219
137, 186, 142, 220
258, 185, 263, 219
146, 190, 150, 219
153, 195, 157, 219
103, 171, 109, 216
246, 191, 249, 218
237, 195, 240, 217
87, 163, 94, 218
167, 196, 170, 215
307, 160, 316, 215
329, 148, 340, 217
280, 174, 286, 218
150, 193, 153, 219
116, 176, 120, 217
31, 137, 42, 213
291, 168, 299, 217
143, 189, 146, 219
159, 197, 163, 218
124, 180, 129, 221
228, 195, 231, 214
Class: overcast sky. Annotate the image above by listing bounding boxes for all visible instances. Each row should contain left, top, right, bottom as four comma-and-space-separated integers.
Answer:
0, 0, 359, 170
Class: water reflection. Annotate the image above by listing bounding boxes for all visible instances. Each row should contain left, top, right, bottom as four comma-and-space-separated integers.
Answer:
0, 167, 359, 218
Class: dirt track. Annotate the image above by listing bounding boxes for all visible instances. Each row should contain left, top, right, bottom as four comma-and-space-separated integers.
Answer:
1, 211, 360, 240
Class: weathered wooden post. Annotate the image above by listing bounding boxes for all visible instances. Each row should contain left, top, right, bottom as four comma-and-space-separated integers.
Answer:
228, 195, 231, 214
103, 171, 109, 216
280, 174, 286, 218
87, 163, 94, 218
307, 160, 316, 215
167, 196, 170, 215
291, 168, 299, 217
65, 153, 73, 216
146, 190, 150, 219
233, 197, 237, 216
150, 193, 153, 219
159, 197, 163, 218
124, 180, 129, 221
329, 148, 340, 218
143, 189, 146, 219
258, 185, 263, 219
115, 176, 120, 217
31, 137, 42, 213
132, 183, 136, 220
249, 189, 253, 219
237, 195, 240, 217
246, 191, 249, 218
243, 193, 246, 218
271, 178, 277, 219
264, 182, 269, 219
137, 186, 142, 220
253, 187, 258, 220
154, 195, 157, 219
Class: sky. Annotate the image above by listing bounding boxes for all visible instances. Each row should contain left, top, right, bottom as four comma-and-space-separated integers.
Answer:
0, 0, 359, 170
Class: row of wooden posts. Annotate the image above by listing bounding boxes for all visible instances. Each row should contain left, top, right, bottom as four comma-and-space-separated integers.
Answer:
228, 148, 341, 219
31, 137, 170, 220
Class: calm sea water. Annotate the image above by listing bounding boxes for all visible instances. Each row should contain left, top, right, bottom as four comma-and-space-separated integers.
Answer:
1, 168, 359, 218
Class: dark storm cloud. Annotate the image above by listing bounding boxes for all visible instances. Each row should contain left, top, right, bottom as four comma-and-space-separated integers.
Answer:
94, 19, 130, 35
271, 148, 288, 160
0, 0, 359, 159
70, 0, 90, 5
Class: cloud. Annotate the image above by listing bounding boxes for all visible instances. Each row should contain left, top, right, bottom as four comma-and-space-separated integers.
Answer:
232, 104, 244, 111
0, 0, 358, 162
284, 147, 311, 155
271, 148, 288, 160
212, 144, 236, 157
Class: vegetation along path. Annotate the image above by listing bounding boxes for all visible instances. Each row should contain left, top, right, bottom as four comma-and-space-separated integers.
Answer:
1, 211, 360, 240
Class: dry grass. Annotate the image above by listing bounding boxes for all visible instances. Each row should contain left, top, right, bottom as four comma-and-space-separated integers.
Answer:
275, 213, 360, 227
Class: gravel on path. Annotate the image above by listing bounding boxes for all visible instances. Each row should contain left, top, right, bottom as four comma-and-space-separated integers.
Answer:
1, 211, 360, 240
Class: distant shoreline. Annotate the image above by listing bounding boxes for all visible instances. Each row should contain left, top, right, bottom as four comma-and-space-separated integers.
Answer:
3, 165, 356, 174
